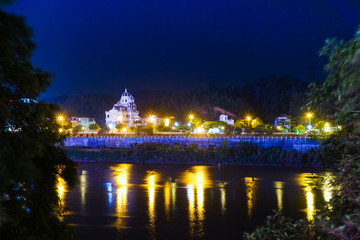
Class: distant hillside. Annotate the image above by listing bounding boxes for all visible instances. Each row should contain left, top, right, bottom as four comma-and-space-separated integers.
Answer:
241, 75, 309, 122
44, 75, 310, 125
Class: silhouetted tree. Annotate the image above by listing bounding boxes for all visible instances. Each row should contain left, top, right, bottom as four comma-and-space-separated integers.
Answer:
0, 2, 76, 239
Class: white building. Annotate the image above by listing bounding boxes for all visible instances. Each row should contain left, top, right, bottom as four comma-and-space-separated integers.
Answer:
70, 117, 96, 128
219, 114, 234, 125
142, 115, 167, 127
105, 89, 142, 128
274, 114, 291, 129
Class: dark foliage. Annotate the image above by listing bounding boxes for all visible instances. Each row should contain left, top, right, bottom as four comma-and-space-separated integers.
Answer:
0, 6, 76, 240
241, 75, 308, 122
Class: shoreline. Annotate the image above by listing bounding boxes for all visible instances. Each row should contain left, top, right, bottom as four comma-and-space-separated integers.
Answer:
64, 141, 333, 169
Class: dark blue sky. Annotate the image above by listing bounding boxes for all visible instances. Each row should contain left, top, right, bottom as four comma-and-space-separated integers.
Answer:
6, 0, 360, 96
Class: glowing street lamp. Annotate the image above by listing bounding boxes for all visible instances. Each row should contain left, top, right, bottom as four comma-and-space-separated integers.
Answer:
59, 128, 63, 133
307, 113, 313, 125
149, 115, 155, 123
246, 116, 251, 127
189, 114, 194, 121
57, 115, 64, 126
196, 126, 205, 134
122, 127, 127, 132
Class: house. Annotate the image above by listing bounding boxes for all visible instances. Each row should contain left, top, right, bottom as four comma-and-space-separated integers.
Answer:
70, 117, 96, 128
274, 114, 291, 129
105, 89, 142, 128
142, 115, 167, 127
219, 114, 234, 125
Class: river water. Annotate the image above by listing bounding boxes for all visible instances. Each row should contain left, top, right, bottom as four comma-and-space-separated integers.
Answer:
59, 163, 334, 240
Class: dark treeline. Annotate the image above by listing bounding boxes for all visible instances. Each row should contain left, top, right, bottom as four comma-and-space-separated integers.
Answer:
44, 75, 309, 125
65, 141, 333, 168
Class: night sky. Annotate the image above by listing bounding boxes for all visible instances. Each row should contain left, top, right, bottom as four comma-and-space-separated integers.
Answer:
6, 0, 360, 96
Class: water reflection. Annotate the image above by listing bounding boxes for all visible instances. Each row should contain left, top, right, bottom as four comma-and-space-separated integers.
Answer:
244, 177, 257, 217
220, 183, 226, 215
56, 175, 67, 220
105, 183, 113, 208
296, 173, 317, 221
164, 180, 176, 220
182, 166, 212, 238
274, 181, 284, 211
80, 170, 87, 210
320, 172, 335, 204
112, 164, 132, 230
147, 171, 158, 239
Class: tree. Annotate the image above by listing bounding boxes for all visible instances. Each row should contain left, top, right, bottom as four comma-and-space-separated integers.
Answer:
156, 124, 171, 132
141, 124, 154, 135
0, 3, 76, 239
98, 124, 110, 134
72, 124, 83, 135
307, 28, 360, 141
294, 124, 306, 134
115, 122, 126, 132
88, 123, 100, 131
251, 117, 263, 129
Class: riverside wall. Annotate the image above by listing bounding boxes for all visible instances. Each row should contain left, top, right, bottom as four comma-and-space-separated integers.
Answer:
64, 136, 319, 152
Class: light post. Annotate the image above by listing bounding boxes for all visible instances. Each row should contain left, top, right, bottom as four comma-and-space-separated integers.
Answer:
246, 116, 251, 127
57, 115, 64, 125
188, 114, 194, 132
307, 113, 313, 126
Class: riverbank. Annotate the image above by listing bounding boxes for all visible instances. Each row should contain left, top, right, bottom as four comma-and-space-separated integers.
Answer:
64, 142, 332, 168
64, 135, 318, 152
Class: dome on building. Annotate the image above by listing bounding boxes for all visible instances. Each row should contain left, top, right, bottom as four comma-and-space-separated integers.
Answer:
121, 89, 131, 97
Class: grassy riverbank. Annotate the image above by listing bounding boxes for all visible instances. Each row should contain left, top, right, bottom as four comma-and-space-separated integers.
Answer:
64, 141, 334, 168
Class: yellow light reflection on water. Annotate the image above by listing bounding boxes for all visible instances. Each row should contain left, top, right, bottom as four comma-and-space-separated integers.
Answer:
274, 181, 284, 211
147, 171, 158, 239
244, 177, 257, 217
111, 164, 132, 230
187, 183, 196, 234
171, 182, 176, 209
80, 170, 87, 209
56, 175, 67, 220
182, 166, 212, 238
164, 181, 171, 219
296, 173, 317, 221
320, 172, 335, 203
220, 182, 226, 215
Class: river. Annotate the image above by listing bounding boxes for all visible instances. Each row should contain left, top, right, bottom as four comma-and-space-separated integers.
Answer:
59, 163, 334, 240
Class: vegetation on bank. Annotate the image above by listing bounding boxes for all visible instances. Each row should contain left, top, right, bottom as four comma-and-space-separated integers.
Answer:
65, 141, 334, 168
244, 26, 360, 239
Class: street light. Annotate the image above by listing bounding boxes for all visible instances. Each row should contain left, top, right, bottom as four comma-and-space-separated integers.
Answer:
189, 114, 194, 121
246, 116, 251, 127
307, 113, 313, 125
149, 115, 155, 123
57, 115, 64, 126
